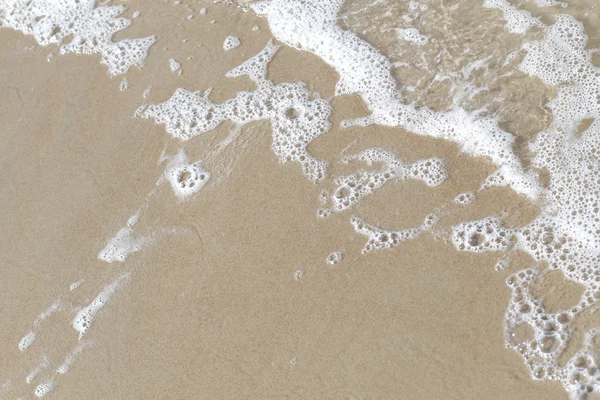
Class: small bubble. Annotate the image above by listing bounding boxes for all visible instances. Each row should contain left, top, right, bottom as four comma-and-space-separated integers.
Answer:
294, 270, 304, 280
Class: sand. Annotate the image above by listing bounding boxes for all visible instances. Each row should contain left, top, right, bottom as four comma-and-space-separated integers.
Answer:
1, 0, 596, 399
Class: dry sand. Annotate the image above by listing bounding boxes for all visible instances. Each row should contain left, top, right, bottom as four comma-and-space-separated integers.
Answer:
1, 1, 596, 399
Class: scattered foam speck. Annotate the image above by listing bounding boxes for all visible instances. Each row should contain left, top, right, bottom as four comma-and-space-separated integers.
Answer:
169, 58, 182, 75
223, 35, 240, 51
57, 341, 92, 374
326, 251, 343, 265
18, 331, 36, 352
294, 269, 304, 280
164, 150, 210, 200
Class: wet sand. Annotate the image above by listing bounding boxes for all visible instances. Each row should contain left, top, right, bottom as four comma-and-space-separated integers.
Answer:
0, 1, 591, 399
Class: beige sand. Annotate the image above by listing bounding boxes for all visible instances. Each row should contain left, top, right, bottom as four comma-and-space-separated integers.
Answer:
1, 1, 592, 399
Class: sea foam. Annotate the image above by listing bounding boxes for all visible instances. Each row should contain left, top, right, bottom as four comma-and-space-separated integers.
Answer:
0, 0, 156, 75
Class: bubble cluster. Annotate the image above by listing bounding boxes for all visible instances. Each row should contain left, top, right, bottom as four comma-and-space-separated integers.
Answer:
164, 151, 210, 200
351, 214, 437, 254
326, 251, 343, 265
0, 0, 156, 76
503, 267, 600, 398
534, 0, 567, 7
395, 28, 428, 46
34, 380, 54, 398
141, 41, 332, 183
72, 273, 129, 339
18, 331, 36, 352
97, 224, 148, 263
451, 217, 513, 253
453, 192, 475, 205
222, 35, 240, 51
169, 58, 182, 75
318, 148, 446, 217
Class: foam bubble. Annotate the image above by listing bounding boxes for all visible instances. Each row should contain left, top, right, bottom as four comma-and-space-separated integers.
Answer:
395, 27, 428, 46
18, 331, 36, 352
34, 380, 54, 398
169, 58, 182, 75
326, 251, 343, 265
223, 35, 240, 51
119, 78, 129, 91
453, 192, 475, 205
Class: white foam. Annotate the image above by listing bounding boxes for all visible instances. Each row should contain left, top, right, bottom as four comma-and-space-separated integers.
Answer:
57, 341, 91, 374
534, 0, 567, 7
141, 41, 332, 183
318, 148, 446, 217
34, 380, 54, 398
164, 150, 210, 200
483, 0, 540, 34
448, 1, 600, 397
169, 58, 182, 75
98, 223, 149, 263
453, 192, 475, 205
252, 0, 539, 199
72, 273, 130, 339
34, 299, 62, 324
352, 214, 438, 254
326, 251, 343, 265
222, 35, 240, 51
395, 27, 428, 46
70, 279, 84, 291
143, 85, 152, 99
26, 356, 49, 384
18, 331, 36, 352
0, 0, 156, 76
119, 78, 129, 91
